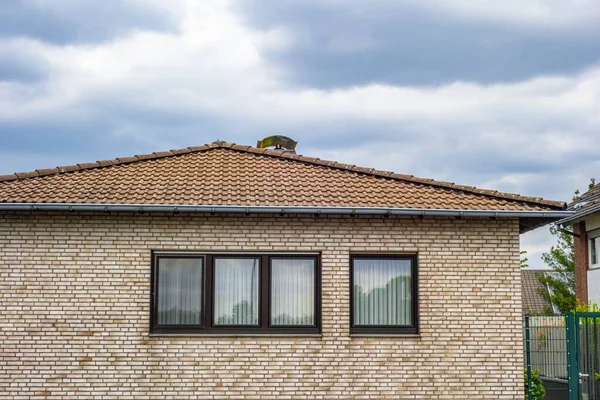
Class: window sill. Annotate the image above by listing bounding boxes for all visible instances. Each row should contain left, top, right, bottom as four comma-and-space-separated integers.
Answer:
589, 264, 600, 270
148, 333, 323, 338
350, 334, 421, 339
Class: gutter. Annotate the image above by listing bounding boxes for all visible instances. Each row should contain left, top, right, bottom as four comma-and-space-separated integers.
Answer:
0, 202, 574, 219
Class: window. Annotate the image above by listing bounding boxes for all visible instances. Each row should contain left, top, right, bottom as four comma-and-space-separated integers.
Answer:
591, 237, 600, 268
350, 255, 418, 334
151, 253, 320, 334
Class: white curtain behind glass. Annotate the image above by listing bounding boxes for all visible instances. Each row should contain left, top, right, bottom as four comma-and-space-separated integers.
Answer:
214, 258, 259, 325
157, 258, 203, 325
271, 259, 315, 326
353, 259, 412, 326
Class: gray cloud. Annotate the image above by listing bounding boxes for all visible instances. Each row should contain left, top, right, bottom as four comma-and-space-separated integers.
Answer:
1, 0, 599, 269
0, 47, 49, 82
236, 0, 600, 88
0, 0, 176, 44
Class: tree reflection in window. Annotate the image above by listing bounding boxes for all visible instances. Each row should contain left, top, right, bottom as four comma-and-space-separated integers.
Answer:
353, 258, 412, 326
213, 258, 259, 326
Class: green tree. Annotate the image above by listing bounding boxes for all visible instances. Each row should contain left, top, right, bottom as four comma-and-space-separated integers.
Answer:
538, 225, 575, 314
520, 250, 529, 269
537, 178, 595, 314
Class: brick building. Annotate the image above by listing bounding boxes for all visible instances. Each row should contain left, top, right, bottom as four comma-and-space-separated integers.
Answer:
557, 183, 600, 305
0, 141, 570, 398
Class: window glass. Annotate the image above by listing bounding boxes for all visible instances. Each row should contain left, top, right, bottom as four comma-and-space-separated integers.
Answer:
271, 258, 315, 326
353, 258, 412, 326
213, 258, 260, 326
592, 237, 599, 266
157, 258, 203, 325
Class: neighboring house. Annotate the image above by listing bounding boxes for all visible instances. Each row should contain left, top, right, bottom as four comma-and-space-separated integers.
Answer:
558, 183, 600, 305
0, 141, 571, 399
521, 269, 556, 315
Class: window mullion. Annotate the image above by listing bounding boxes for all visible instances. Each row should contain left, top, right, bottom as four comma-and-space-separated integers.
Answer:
412, 254, 419, 333
260, 255, 269, 329
205, 255, 213, 330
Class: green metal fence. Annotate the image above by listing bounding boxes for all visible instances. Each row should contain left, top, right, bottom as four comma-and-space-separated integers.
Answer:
570, 313, 600, 400
525, 313, 600, 400
525, 316, 569, 399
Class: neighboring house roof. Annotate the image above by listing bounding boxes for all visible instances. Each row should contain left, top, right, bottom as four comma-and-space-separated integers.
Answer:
558, 183, 600, 226
0, 141, 569, 232
521, 270, 554, 315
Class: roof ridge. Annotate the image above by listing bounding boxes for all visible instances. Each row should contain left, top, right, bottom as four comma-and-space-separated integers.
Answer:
0, 140, 565, 209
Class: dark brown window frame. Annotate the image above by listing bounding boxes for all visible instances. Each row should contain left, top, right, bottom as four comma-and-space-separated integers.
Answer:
150, 252, 321, 335
591, 237, 599, 267
350, 254, 419, 335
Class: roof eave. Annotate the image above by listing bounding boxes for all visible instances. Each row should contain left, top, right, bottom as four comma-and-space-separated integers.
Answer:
0, 202, 572, 218
556, 203, 600, 227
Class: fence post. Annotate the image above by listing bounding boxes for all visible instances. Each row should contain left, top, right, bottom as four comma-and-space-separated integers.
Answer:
567, 313, 579, 400
525, 315, 532, 400
595, 318, 599, 399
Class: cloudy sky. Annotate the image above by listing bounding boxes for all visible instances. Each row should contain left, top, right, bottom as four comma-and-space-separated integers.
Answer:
1, 0, 599, 267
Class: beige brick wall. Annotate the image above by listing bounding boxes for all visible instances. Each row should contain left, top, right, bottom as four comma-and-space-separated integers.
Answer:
0, 212, 523, 399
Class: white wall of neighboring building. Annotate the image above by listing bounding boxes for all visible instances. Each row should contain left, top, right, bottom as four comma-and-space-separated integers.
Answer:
587, 216, 600, 304
586, 215, 600, 231
589, 269, 600, 305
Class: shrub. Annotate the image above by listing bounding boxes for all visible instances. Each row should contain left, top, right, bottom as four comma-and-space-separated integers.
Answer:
524, 369, 545, 400
575, 299, 600, 312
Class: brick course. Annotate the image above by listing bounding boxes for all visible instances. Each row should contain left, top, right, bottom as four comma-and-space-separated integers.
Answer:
0, 212, 523, 399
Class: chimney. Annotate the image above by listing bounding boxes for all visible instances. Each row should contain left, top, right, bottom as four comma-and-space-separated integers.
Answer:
256, 135, 297, 154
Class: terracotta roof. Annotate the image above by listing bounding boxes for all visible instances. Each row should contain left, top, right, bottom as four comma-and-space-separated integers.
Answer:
521, 270, 553, 315
0, 141, 565, 211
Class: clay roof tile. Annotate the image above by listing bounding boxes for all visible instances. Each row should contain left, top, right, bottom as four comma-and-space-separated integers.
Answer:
0, 141, 566, 211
